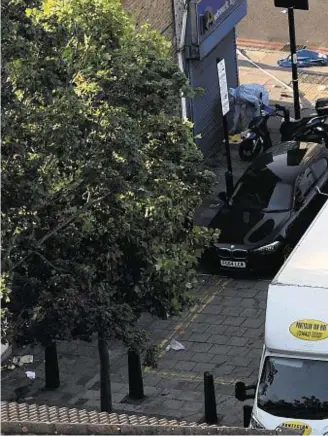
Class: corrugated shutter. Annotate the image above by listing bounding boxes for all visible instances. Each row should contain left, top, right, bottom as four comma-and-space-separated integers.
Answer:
189, 30, 238, 158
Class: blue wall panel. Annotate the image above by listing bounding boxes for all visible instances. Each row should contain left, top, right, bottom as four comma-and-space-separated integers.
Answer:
189, 30, 238, 157
199, 0, 247, 59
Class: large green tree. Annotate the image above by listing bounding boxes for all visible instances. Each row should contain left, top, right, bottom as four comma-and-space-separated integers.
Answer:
2, 0, 217, 410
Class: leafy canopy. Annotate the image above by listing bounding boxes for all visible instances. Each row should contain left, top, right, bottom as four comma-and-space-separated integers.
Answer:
1, 0, 217, 349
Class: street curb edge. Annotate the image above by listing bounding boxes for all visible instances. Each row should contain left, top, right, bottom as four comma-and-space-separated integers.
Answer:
237, 37, 328, 54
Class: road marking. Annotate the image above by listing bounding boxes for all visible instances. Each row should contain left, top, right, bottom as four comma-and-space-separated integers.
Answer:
145, 367, 235, 385
237, 48, 294, 93
157, 278, 230, 358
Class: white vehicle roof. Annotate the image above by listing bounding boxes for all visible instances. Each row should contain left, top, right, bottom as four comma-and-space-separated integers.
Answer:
272, 200, 328, 289
266, 201, 328, 355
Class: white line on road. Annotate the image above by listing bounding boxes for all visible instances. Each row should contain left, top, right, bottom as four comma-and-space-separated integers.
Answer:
237, 48, 293, 92
237, 48, 307, 109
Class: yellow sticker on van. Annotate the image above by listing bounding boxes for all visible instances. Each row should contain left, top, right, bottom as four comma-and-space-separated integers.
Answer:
279, 420, 312, 435
289, 319, 328, 341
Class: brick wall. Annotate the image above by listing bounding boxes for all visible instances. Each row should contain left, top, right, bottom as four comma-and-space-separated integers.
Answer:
122, 0, 174, 41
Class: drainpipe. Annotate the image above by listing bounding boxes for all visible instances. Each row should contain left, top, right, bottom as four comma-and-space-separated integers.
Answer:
176, 0, 188, 120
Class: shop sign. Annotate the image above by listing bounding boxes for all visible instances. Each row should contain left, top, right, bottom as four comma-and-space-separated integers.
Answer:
197, 0, 244, 40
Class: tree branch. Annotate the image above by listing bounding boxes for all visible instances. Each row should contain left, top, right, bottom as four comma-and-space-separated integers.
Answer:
37, 190, 113, 246
11, 190, 114, 272
32, 251, 69, 273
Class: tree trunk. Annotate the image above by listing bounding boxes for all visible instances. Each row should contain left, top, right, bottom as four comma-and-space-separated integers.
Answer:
98, 333, 112, 412
45, 341, 60, 390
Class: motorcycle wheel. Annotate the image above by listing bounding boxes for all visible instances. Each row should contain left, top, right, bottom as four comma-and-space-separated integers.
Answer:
239, 138, 262, 161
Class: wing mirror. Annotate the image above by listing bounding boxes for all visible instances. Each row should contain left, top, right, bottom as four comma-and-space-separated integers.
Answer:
235, 381, 256, 401
217, 191, 228, 203
316, 186, 328, 197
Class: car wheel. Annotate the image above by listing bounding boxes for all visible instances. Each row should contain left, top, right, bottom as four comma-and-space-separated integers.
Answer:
282, 243, 294, 262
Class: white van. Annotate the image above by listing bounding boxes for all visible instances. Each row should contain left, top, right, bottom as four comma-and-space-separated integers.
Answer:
235, 199, 328, 435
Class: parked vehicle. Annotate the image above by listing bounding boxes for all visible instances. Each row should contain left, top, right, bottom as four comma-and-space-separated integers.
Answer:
278, 49, 328, 68
202, 141, 328, 274
235, 200, 328, 434
1, 319, 12, 363
239, 103, 328, 162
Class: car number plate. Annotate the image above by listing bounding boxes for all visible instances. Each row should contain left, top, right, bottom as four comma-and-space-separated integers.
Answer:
220, 260, 246, 268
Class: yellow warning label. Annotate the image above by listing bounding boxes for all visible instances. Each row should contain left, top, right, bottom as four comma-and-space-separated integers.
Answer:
289, 319, 328, 341
279, 420, 312, 435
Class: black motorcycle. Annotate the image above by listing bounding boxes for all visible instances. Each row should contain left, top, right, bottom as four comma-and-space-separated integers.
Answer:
239, 103, 328, 161
276, 104, 328, 143
238, 104, 274, 161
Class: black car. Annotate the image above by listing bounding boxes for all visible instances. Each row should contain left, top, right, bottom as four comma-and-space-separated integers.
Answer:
203, 141, 328, 274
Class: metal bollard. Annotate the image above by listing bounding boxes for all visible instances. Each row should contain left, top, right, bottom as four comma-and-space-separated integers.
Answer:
243, 405, 253, 428
45, 341, 60, 390
204, 371, 218, 424
128, 349, 145, 400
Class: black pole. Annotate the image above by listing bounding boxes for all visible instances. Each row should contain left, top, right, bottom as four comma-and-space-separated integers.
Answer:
45, 341, 60, 390
128, 349, 144, 400
222, 116, 234, 197
204, 371, 218, 424
216, 57, 234, 198
98, 333, 113, 412
287, 7, 301, 120
243, 405, 253, 428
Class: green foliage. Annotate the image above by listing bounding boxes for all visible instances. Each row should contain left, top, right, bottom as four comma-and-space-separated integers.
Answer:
143, 344, 161, 369
1, 0, 217, 351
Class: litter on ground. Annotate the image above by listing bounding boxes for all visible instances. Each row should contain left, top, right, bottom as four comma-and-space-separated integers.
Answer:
165, 338, 185, 352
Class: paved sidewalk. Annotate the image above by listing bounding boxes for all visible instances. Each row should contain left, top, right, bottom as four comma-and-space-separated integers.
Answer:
1, 275, 269, 426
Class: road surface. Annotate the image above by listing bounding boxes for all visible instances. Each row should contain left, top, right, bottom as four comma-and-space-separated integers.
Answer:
237, 0, 328, 48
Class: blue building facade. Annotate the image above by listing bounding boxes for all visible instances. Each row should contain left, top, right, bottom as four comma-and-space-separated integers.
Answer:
184, 0, 247, 157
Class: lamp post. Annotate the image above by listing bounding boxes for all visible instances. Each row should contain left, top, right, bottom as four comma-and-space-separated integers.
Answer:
287, 7, 301, 120
274, 0, 309, 120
